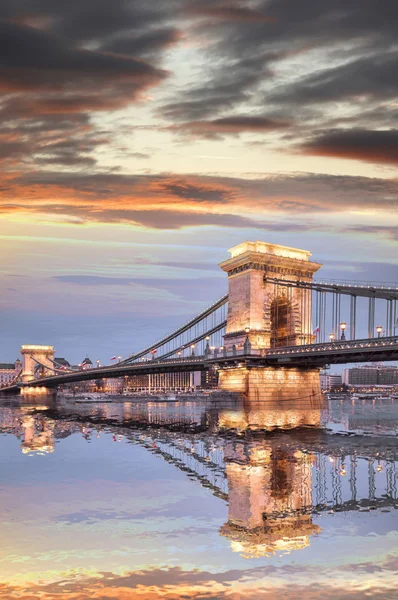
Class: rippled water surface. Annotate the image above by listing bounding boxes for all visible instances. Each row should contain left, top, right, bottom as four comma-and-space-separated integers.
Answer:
0, 394, 397, 599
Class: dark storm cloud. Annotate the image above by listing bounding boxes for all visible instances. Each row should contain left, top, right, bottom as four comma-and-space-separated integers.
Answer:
0, 2, 177, 170
270, 51, 398, 105
0, 20, 167, 91
159, 180, 233, 202
161, 0, 398, 132
187, 4, 275, 23
160, 53, 272, 120
300, 129, 398, 165
0, 0, 181, 43
0, 101, 103, 168
169, 115, 291, 138
103, 28, 182, 58
23, 206, 271, 229
4, 171, 398, 216
1, 0, 395, 170
342, 225, 398, 241
325, 105, 398, 131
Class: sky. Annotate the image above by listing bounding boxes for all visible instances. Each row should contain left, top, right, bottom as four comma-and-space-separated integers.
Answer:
1, 0, 397, 364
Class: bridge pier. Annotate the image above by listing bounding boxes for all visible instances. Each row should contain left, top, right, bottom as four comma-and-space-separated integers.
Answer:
218, 366, 322, 402
218, 366, 324, 429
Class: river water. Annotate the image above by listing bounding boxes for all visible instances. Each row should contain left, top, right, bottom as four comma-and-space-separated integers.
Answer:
0, 394, 397, 599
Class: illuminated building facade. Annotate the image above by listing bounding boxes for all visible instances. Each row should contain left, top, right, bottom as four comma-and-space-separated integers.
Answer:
342, 365, 398, 387
103, 378, 124, 394
200, 368, 219, 389
320, 371, 342, 390
126, 371, 201, 392
0, 360, 22, 386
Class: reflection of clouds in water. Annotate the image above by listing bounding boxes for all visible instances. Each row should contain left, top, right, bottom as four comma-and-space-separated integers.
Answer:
0, 401, 398, 598
1, 564, 397, 600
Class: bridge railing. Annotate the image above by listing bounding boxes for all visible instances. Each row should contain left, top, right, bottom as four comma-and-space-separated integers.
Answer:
182, 335, 398, 361
314, 278, 398, 290
264, 335, 398, 356
146, 335, 398, 363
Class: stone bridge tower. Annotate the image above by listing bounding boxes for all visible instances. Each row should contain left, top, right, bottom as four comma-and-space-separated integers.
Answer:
20, 345, 55, 383
218, 241, 323, 398
219, 241, 322, 352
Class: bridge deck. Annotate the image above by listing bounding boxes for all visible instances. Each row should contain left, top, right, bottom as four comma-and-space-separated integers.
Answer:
2, 335, 398, 393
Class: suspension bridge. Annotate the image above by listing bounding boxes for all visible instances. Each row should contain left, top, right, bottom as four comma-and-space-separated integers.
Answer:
2, 240, 398, 395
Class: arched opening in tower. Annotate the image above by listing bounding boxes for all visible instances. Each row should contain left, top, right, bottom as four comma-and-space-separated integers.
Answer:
270, 297, 295, 347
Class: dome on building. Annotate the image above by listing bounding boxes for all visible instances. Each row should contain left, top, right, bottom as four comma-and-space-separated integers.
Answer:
81, 357, 93, 365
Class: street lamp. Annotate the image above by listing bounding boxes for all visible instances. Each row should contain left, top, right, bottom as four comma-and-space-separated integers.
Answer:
118, 355, 122, 362
340, 322, 347, 340
244, 326, 251, 354
204, 335, 211, 357
191, 344, 195, 356
96, 359, 100, 368
329, 333, 335, 342
376, 325, 382, 338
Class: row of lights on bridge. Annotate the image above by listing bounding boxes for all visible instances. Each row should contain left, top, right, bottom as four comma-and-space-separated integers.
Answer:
125, 323, 387, 363
328, 323, 383, 342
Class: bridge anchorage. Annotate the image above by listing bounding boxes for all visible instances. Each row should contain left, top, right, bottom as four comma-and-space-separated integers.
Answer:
3, 240, 398, 410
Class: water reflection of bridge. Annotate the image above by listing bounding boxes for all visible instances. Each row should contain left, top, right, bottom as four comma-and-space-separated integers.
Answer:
128, 425, 398, 557
34, 401, 398, 512
127, 428, 398, 509
1, 400, 398, 558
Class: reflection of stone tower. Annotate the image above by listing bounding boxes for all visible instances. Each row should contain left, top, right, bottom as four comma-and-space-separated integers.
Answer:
20, 345, 55, 382
218, 387, 326, 431
218, 377, 326, 430
21, 414, 55, 454
220, 442, 320, 558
